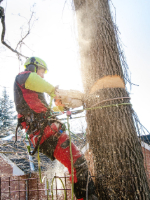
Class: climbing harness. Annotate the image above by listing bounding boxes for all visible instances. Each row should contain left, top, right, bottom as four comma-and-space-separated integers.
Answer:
15, 109, 66, 156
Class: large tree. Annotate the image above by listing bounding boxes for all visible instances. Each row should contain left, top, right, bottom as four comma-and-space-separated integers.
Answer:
73, 0, 150, 199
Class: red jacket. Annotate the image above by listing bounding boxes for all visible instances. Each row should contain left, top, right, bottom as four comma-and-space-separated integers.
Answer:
14, 71, 48, 115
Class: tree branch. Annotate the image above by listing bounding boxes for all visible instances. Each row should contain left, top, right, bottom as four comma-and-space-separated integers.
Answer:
15, 11, 34, 51
0, 6, 28, 59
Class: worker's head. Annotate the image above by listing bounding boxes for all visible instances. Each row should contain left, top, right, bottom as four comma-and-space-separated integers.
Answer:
24, 57, 48, 78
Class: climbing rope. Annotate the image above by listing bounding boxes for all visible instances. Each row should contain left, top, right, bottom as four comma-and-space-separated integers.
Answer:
67, 114, 74, 200
37, 146, 42, 183
51, 176, 67, 200
56, 102, 132, 121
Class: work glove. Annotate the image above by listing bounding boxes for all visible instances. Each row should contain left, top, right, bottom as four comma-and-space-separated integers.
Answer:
52, 105, 65, 112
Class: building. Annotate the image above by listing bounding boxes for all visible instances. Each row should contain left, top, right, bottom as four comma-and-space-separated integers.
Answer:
0, 135, 70, 200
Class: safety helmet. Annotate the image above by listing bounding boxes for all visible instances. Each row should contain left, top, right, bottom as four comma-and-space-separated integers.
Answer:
24, 57, 48, 73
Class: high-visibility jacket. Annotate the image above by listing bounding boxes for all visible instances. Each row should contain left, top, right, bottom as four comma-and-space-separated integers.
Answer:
14, 71, 55, 115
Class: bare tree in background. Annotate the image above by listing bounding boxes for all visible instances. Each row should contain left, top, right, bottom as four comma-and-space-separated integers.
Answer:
73, 0, 150, 199
0, 3, 37, 59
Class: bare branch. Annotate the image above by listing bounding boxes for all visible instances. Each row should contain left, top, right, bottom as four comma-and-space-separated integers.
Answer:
0, 6, 28, 59
15, 11, 34, 51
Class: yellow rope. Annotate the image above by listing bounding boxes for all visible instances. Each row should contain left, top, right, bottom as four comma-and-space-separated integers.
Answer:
37, 146, 42, 183
80, 102, 131, 112
51, 176, 67, 200
67, 116, 74, 200
58, 103, 132, 120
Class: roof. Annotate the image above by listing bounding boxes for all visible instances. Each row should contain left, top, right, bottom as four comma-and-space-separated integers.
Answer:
140, 135, 150, 145
0, 140, 54, 174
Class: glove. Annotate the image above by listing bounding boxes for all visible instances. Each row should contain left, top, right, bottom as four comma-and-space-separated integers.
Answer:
52, 106, 64, 112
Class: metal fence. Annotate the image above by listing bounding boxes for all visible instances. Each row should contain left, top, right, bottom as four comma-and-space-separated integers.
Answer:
0, 174, 76, 200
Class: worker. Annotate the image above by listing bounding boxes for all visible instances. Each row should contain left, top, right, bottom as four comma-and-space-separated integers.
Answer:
14, 57, 98, 200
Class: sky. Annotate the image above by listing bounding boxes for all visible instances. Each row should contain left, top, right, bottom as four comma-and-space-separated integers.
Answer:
112, 0, 150, 133
0, 0, 150, 132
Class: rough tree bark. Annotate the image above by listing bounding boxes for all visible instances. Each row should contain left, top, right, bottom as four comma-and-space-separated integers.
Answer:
73, 0, 150, 199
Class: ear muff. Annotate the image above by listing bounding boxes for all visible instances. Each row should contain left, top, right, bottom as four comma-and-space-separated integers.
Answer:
26, 64, 37, 72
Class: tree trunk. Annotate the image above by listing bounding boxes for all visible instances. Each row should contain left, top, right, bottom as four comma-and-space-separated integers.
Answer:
73, 0, 150, 199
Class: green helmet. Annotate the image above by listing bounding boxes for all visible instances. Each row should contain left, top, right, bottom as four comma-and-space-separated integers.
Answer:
24, 57, 48, 73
